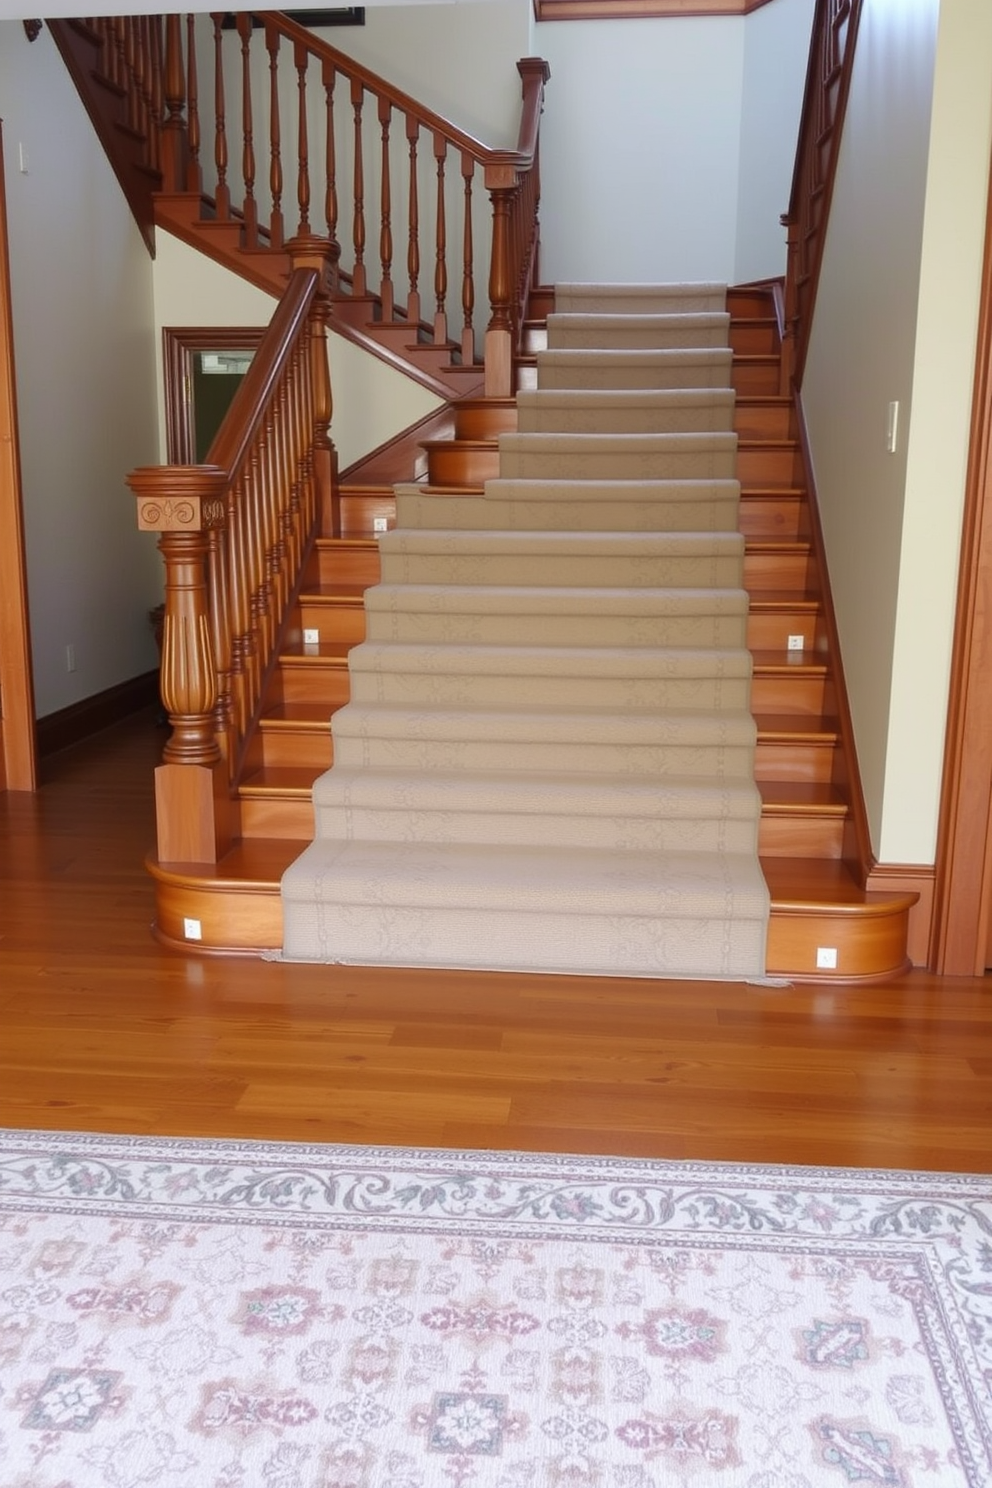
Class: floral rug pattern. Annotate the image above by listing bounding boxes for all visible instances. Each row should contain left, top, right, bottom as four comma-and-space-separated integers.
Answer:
0, 1131, 989, 1487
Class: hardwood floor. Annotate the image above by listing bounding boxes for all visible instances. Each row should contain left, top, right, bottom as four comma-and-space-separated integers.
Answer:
1, 705, 991, 1171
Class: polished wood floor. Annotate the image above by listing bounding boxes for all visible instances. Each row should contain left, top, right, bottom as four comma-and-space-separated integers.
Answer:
1, 706, 990, 1172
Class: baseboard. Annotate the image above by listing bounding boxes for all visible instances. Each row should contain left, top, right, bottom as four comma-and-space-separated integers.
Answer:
866, 862, 936, 968
36, 671, 160, 759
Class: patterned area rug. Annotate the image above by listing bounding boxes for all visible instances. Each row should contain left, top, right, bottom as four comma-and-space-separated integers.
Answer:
0, 1130, 989, 1487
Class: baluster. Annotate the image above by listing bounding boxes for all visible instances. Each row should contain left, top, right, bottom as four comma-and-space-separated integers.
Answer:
211, 13, 230, 218
160, 14, 185, 191
378, 96, 394, 322
123, 21, 141, 136
295, 41, 311, 235
460, 151, 475, 365
186, 14, 202, 194
206, 524, 234, 764
351, 78, 367, 297
433, 132, 448, 345
405, 114, 421, 327
236, 14, 258, 247
226, 483, 252, 739
323, 59, 339, 277
147, 19, 164, 175
110, 19, 127, 94
265, 23, 284, 251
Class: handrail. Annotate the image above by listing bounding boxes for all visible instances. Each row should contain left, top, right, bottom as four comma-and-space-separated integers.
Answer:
780, 0, 863, 389
127, 239, 337, 864
66, 13, 549, 399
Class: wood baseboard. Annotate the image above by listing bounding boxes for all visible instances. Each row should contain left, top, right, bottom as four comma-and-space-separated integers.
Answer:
36, 671, 161, 761
866, 863, 935, 968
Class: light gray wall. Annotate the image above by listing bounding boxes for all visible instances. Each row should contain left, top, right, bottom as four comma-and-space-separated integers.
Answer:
801, 0, 992, 864
0, 22, 161, 718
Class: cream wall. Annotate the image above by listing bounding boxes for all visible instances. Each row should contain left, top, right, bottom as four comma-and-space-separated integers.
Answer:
0, 22, 161, 719
801, 0, 992, 865
152, 233, 441, 475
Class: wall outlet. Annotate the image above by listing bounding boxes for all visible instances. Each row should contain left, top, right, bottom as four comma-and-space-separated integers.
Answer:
787, 634, 805, 652
815, 946, 838, 969
303, 628, 319, 645
183, 917, 202, 941
373, 516, 388, 533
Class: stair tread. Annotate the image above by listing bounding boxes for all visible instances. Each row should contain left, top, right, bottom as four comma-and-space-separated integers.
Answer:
751, 650, 827, 672
755, 713, 839, 739
280, 641, 353, 661
758, 782, 847, 812
260, 703, 339, 727
299, 584, 368, 603
240, 767, 317, 796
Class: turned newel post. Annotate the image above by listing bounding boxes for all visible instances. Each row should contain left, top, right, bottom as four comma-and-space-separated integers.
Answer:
129, 464, 233, 864
484, 163, 516, 399
286, 235, 340, 535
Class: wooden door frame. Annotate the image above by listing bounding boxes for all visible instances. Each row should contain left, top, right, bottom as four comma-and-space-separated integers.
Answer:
930, 137, 992, 975
163, 326, 262, 464
0, 122, 37, 792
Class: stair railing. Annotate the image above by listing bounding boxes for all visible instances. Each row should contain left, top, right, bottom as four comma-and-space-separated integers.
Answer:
127, 237, 336, 865
68, 13, 549, 399
780, 0, 863, 389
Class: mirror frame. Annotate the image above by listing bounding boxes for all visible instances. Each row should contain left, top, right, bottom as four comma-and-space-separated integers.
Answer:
163, 326, 264, 464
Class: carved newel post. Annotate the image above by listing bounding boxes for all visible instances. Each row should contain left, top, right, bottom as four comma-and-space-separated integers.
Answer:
128, 464, 234, 864
286, 233, 340, 536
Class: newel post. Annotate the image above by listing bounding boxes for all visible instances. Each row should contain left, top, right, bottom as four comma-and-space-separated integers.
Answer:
484, 163, 516, 399
287, 234, 340, 535
129, 464, 234, 864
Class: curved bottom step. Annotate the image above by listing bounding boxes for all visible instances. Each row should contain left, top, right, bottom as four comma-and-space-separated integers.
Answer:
149, 849, 917, 983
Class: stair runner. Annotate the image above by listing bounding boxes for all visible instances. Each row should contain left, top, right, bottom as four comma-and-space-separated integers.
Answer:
281, 283, 771, 978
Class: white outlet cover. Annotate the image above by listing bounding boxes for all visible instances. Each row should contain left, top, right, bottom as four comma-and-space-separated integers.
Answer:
183, 917, 203, 941
373, 517, 388, 533
787, 634, 805, 651
303, 629, 319, 645
815, 946, 837, 969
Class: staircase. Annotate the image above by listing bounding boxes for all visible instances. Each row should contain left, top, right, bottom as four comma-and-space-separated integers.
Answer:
146, 280, 915, 981
48, 8, 916, 980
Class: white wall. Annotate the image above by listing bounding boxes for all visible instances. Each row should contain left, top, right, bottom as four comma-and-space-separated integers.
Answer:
735, 0, 816, 284
152, 233, 441, 474
0, 22, 161, 718
801, 0, 992, 864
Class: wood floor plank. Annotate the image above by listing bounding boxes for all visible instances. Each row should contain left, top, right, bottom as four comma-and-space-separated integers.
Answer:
2, 706, 992, 1170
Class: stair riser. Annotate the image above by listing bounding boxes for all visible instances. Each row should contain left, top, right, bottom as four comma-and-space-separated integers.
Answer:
498, 450, 738, 482
758, 816, 844, 858
729, 321, 778, 354
738, 446, 806, 487
298, 602, 366, 642
424, 444, 500, 486
313, 546, 382, 586
732, 361, 781, 396
536, 359, 733, 392
744, 550, 810, 589
755, 741, 836, 784
734, 404, 796, 441
348, 671, 753, 711
366, 611, 748, 650
454, 401, 518, 440
747, 611, 824, 650
275, 666, 352, 705
516, 405, 735, 436
555, 290, 729, 315
379, 554, 745, 589
739, 496, 803, 539
398, 495, 744, 535
332, 736, 757, 778
548, 326, 730, 353
751, 674, 826, 714
259, 730, 334, 770
312, 806, 760, 854
239, 796, 314, 840
340, 492, 395, 536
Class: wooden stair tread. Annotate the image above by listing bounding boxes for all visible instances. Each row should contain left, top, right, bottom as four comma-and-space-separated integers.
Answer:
748, 591, 819, 608
760, 858, 917, 914
755, 713, 839, 739
299, 584, 368, 603
240, 768, 316, 796
751, 651, 827, 672
260, 703, 338, 727
280, 640, 352, 661
758, 782, 846, 813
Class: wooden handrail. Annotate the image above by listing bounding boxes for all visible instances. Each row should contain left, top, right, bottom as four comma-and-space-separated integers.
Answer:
780, 0, 863, 389
127, 241, 337, 864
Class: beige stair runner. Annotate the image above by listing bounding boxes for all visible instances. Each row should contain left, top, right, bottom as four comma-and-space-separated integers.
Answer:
281, 283, 770, 978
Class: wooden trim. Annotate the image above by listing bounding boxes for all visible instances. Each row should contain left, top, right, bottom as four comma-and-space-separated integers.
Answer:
930, 136, 992, 976
163, 326, 264, 465
534, 0, 775, 18
0, 122, 37, 792
866, 863, 935, 969
36, 671, 160, 762
792, 386, 874, 882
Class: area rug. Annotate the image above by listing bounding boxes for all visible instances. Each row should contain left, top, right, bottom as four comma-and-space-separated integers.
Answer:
0, 1132, 989, 1486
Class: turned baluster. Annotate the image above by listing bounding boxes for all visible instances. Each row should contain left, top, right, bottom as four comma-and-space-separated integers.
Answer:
433, 132, 448, 345
265, 23, 284, 251
211, 13, 230, 218
322, 59, 339, 282
378, 96, 394, 322
405, 115, 421, 327
295, 40, 311, 236
160, 15, 186, 192
351, 78, 367, 297
205, 523, 234, 764
237, 14, 258, 247
147, 19, 164, 175
225, 482, 253, 740
460, 151, 475, 366
185, 15, 202, 194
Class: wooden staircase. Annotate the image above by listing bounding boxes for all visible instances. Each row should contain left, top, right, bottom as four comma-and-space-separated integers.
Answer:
148, 284, 916, 981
